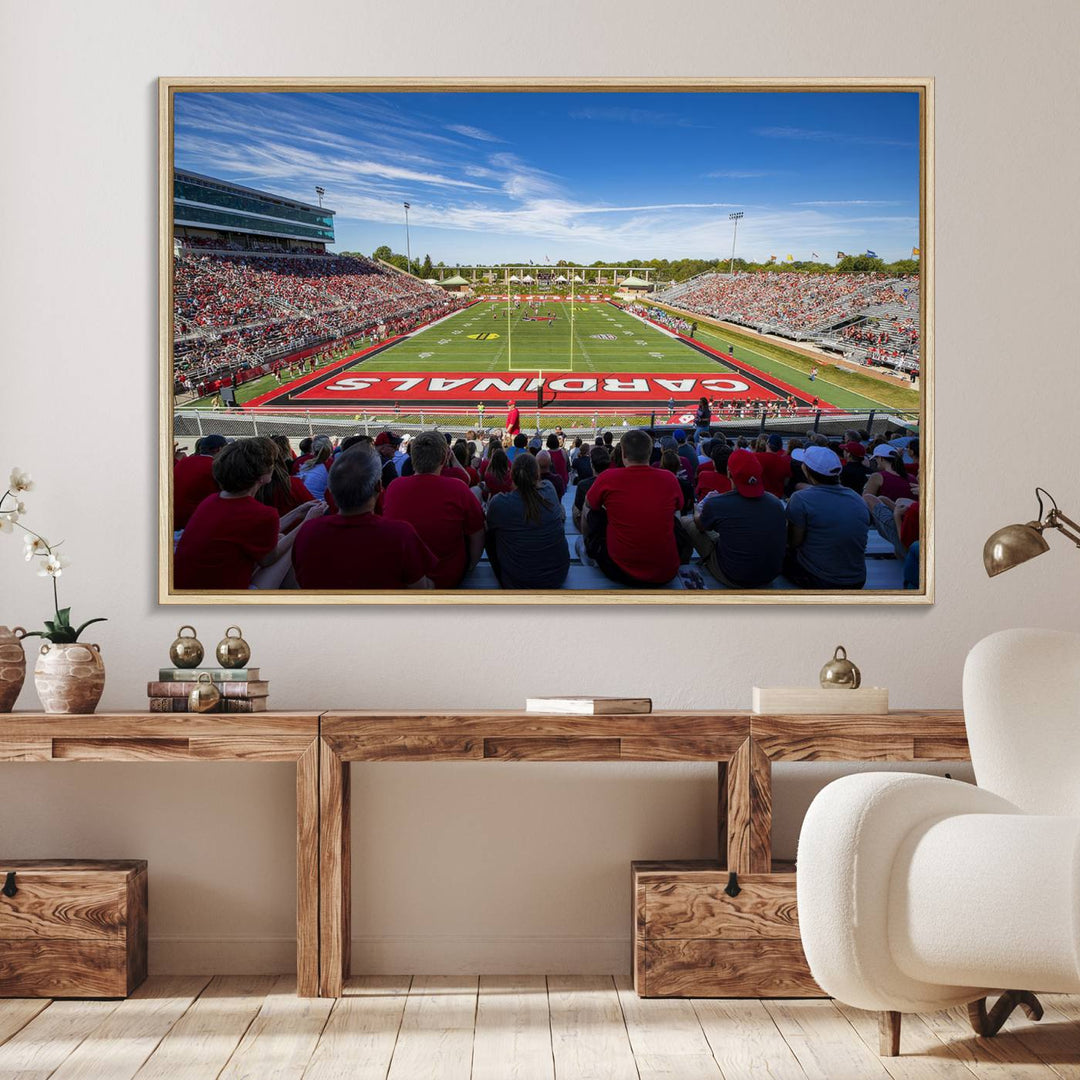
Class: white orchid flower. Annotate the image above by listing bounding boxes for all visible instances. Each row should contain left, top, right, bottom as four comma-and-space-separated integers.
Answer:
23, 534, 49, 560
37, 553, 70, 578
0, 514, 13, 534
8, 469, 33, 493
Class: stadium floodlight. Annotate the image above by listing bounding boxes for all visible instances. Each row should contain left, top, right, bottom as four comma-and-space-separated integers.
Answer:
403, 202, 413, 276
728, 211, 744, 275
315, 186, 325, 207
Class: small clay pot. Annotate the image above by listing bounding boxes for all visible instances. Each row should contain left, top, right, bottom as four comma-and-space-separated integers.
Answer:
0, 626, 27, 713
34, 642, 106, 714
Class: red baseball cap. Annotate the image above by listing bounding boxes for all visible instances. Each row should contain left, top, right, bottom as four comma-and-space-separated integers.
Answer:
727, 449, 764, 497
841, 441, 866, 459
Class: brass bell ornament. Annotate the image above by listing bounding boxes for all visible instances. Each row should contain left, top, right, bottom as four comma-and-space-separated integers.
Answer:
169, 625, 204, 669
215, 626, 251, 669
820, 645, 861, 689
188, 672, 221, 713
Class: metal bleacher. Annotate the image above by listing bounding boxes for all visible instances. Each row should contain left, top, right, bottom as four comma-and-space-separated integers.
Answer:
460, 485, 904, 591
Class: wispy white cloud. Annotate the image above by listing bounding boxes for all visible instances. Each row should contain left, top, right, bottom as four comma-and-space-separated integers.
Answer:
446, 123, 504, 142
795, 199, 902, 207
706, 170, 776, 179
570, 105, 709, 129
756, 126, 915, 149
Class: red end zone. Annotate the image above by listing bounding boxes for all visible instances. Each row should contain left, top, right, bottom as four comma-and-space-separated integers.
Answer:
289, 371, 788, 405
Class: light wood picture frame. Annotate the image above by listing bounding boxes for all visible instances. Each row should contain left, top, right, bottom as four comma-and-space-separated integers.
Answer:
159, 77, 933, 605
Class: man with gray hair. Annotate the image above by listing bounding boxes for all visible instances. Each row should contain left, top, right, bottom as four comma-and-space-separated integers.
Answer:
383, 430, 485, 588
291, 445, 435, 589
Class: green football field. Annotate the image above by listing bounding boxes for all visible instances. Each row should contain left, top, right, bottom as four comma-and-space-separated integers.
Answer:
361, 300, 720, 374
189, 300, 919, 413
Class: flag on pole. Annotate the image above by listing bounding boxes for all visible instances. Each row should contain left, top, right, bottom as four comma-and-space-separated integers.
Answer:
786, 254, 794, 262
836, 251, 847, 259
865, 249, 878, 258
769, 255, 777, 263
912, 246, 920, 257
811, 251, 819, 259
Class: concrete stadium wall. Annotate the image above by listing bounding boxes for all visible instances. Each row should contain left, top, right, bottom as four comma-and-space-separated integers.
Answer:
1, 0, 1078, 974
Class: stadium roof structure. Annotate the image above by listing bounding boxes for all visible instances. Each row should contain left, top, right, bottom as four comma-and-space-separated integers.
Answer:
439, 274, 470, 286
173, 169, 335, 248
619, 275, 651, 287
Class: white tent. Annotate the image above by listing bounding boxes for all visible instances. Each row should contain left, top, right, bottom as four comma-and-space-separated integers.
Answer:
522, 274, 534, 283
555, 274, 568, 282
508, 274, 519, 282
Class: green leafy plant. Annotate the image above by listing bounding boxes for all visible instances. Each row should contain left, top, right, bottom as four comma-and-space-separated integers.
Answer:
1, 468, 107, 644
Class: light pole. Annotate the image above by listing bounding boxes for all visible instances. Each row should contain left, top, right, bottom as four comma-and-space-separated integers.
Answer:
315, 186, 325, 207
728, 211, 743, 275
403, 202, 413, 275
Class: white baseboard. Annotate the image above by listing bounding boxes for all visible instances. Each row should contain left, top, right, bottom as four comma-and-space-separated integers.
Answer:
148, 935, 630, 975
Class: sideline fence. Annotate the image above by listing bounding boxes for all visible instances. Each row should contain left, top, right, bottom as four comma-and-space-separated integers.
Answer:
174, 406, 918, 447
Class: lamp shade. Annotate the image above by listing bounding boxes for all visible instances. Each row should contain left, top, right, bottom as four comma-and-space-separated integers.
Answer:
983, 522, 1050, 577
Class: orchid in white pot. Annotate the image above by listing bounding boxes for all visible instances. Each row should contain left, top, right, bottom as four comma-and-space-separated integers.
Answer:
2, 468, 107, 713
1, 468, 106, 643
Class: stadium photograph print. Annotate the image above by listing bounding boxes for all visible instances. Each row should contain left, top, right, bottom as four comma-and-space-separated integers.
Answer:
160, 77, 932, 605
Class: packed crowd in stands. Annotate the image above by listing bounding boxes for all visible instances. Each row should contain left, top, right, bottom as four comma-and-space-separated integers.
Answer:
625, 303, 695, 336
173, 251, 462, 385
662, 272, 918, 335
172, 405, 920, 593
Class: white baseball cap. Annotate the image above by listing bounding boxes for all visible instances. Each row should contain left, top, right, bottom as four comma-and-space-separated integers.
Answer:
801, 446, 842, 476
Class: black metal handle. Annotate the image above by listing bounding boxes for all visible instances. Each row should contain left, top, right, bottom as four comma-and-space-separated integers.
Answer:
724, 871, 741, 898
2, 871, 16, 898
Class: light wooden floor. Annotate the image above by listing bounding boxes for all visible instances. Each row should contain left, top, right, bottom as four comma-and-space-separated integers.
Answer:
2, 975, 1078, 1080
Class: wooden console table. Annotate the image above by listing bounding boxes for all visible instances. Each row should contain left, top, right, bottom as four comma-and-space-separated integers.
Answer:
0, 712, 321, 997
318, 708, 969, 998
1, 708, 971, 999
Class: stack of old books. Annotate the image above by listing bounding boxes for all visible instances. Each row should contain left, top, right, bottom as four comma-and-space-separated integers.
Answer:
148, 667, 269, 712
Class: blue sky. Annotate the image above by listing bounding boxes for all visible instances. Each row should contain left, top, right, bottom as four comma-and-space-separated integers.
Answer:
174, 90, 920, 264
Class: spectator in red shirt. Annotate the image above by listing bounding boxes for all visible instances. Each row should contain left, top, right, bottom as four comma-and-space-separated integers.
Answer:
383, 430, 485, 588
696, 439, 733, 501
173, 433, 227, 530
290, 437, 313, 475
175, 438, 323, 590
451, 441, 481, 489
292, 445, 436, 589
584, 428, 684, 586
545, 433, 570, 487
755, 433, 791, 499
480, 449, 513, 501
258, 437, 324, 520
506, 400, 521, 436
535, 451, 566, 500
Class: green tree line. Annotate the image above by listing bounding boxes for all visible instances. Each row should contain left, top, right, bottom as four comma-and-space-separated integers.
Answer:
346, 246, 920, 281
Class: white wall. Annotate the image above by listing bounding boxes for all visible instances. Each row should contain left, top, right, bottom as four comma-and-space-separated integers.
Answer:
1, 0, 1077, 974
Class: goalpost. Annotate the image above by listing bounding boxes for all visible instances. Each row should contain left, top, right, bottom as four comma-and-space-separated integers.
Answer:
505, 265, 575, 375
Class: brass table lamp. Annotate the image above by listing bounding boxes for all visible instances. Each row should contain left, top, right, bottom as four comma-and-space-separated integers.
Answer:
984, 488, 1080, 577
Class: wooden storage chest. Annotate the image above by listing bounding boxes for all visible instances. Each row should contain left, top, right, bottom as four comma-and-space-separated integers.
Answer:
632, 860, 822, 998
0, 859, 148, 997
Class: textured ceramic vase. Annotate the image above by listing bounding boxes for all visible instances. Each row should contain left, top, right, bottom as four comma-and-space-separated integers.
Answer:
0, 626, 27, 713
34, 642, 106, 714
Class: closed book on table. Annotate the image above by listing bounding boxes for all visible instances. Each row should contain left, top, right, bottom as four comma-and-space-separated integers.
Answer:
525, 696, 652, 715
147, 680, 269, 699
147, 697, 268, 713
0, 859, 147, 998
157, 668, 261, 682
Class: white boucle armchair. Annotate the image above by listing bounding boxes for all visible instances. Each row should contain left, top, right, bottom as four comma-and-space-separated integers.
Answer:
797, 628, 1080, 1056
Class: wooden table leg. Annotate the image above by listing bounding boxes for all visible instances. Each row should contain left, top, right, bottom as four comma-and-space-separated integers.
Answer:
319, 738, 351, 997
717, 761, 728, 869
726, 738, 772, 874
296, 738, 320, 997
